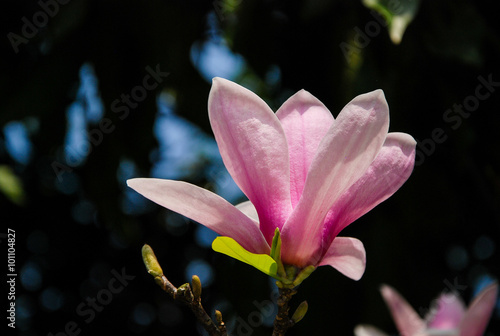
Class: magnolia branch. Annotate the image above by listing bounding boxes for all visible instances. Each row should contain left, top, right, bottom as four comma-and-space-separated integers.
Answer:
142, 244, 226, 336
143, 244, 310, 336
272, 287, 296, 336
155, 274, 227, 336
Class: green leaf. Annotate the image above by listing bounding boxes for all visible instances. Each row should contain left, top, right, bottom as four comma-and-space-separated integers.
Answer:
212, 236, 278, 277
362, 0, 421, 44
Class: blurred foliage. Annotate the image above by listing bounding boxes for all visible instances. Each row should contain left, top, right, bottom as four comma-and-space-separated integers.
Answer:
362, 0, 421, 44
1, 0, 500, 335
0, 165, 25, 205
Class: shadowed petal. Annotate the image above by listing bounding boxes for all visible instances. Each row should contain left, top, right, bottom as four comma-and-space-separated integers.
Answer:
459, 282, 498, 336
321, 132, 416, 247
282, 90, 389, 266
354, 325, 390, 336
127, 178, 269, 254
318, 237, 366, 280
276, 90, 334, 207
209, 78, 292, 243
380, 285, 426, 336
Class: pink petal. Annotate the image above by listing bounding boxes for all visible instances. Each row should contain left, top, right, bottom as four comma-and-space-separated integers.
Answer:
127, 178, 269, 254
321, 132, 416, 248
275, 90, 334, 207
208, 78, 292, 244
427, 293, 465, 329
459, 282, 498, 336
318, 237, 366, 280
281, 90, 390, 266
354, 325, 390, 336
380, 285, 426, 336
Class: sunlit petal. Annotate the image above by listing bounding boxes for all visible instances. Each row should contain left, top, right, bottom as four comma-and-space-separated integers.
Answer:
276, 90, 334, 207
282, 90, 390, 266
127, 178, 269, 253
321, 132, 416, 246
318, 237, 366, 280
209, 78, 292, 243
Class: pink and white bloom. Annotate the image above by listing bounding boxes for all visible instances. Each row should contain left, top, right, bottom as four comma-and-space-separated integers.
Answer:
354, 283, 499, 336
127, 78, 416, 280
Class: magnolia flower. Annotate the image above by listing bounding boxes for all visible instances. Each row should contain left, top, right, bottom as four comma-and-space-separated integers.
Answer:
354, 283, 499, 336
128, 78, 416, 281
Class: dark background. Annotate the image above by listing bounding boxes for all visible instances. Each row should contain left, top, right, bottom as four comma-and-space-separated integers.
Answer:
1, 0, 499, 335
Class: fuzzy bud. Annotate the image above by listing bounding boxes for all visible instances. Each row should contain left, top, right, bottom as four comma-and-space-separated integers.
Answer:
192, 275, 202, 300
141, 244, 163, 278
291, 300, 308, 323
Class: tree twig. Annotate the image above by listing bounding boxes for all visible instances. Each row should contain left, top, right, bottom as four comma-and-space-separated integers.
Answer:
155, 274, 227, 336
142, 244, 226, 336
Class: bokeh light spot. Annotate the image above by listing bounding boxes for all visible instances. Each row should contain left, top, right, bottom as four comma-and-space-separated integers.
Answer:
446, 245, 469, 271
71, 199, 96, 225
195, 226, 218, 248
185, 259, 214, 287
164, 213, 190, 237
3, 121, 33, 165
132, 302, 157, 326
158, 302, 183, 327
21, 262, 43, 292
39, 287, 64, 311
16, 295, 35, 331
473, 235, 495, 260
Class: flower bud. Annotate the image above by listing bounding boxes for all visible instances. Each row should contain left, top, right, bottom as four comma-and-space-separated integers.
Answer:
192, 275, 202, 300
215, 310, 223, 324
292, 265, 315, 287
141, 244, 163, 277
291, 300, 308, 323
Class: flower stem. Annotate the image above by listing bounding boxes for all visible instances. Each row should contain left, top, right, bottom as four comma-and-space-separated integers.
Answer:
272, 287, 297, 336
